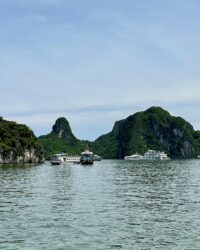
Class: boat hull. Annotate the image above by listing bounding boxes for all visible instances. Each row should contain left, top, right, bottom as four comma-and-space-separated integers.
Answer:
51, 161, 61, 165
80, 160, 94, 165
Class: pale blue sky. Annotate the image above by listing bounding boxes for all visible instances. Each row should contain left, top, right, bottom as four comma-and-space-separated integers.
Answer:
0, 0, 200, 140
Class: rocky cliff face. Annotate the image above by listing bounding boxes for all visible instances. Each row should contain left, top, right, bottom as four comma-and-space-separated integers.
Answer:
93, 107, 199, 159
0, 117, 44, 164
52, 117, 78, 145
0, 148, 44, 164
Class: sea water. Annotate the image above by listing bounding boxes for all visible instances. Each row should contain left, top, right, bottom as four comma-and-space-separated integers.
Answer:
1, 160, 200, 249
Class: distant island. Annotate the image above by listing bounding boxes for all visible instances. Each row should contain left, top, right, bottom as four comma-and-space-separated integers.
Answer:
38, 117, 92, 159
38, 107, 200, 160
0, 116, 44, 163
1, 107, 200, 163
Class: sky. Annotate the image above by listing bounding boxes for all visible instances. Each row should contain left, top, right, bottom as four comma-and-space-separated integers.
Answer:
0, 0, 200, 140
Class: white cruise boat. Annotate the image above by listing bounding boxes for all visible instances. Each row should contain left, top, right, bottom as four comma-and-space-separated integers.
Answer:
50, 153, 80, 165
144, 150, 170, 160
124, 150, 170, 161
124, 153, 144, 160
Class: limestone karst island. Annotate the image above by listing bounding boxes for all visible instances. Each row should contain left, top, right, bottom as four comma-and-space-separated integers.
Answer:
1, 107, 200, 164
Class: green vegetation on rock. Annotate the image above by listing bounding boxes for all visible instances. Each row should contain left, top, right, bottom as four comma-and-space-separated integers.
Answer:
38, 107, 200, 160
38, 117, 91, 159
193, 130, 200, 156
0, 117, 44, 163
93, 107, 200, 159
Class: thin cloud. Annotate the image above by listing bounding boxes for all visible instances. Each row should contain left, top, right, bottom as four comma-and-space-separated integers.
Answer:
0, 0, 200, 139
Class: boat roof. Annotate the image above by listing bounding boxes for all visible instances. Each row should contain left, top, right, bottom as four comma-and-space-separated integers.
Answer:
81, 150, 93, 155
53, 153, 67, 157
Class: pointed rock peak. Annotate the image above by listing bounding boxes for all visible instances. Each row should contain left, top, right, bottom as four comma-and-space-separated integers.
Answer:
54, 117, 70, 127
145, 106, 170, 116
52, 117, 73, 138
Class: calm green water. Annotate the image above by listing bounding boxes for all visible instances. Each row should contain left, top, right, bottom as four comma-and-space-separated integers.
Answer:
1, 160, 200, 250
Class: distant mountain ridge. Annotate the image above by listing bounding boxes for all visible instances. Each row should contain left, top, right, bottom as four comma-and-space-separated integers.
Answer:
38, 107, 200, 159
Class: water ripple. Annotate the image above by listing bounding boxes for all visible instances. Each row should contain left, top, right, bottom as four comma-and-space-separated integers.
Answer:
1, 160, 200, 249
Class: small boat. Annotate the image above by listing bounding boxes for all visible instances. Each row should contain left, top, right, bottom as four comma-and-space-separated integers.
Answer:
124, 153, 144, 160
50, 153, 80, 165
80, 150, 94, 165
93, 155, 102, 161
